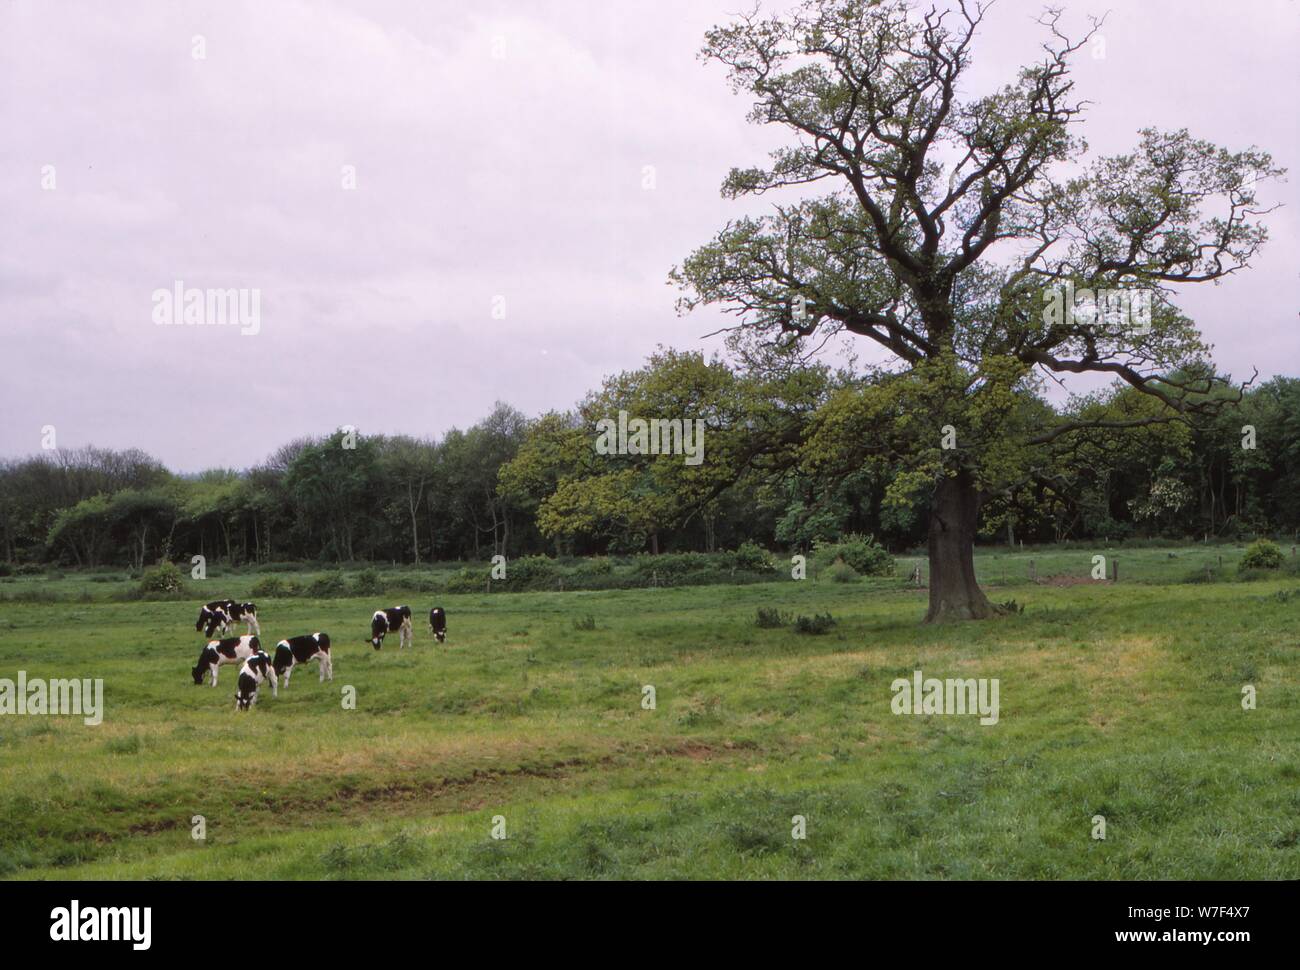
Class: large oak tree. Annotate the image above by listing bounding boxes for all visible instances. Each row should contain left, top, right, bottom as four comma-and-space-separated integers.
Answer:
673, 0, 1282, 620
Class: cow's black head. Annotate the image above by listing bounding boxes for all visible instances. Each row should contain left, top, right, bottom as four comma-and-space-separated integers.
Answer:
192, 646, 216, 685
235, 673, 258, 710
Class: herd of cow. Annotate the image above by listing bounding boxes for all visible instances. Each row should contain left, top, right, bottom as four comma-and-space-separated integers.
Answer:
190, 599, 449, 711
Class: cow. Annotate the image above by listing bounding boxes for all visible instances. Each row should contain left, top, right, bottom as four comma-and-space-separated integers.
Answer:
196, 603, 232, 639
234, 649, 275, 711
368, 606, 412, 650
192, 635, 262, 687
428, 607, 447, 644
195, 600, 260, 638
272, 633, 333, 688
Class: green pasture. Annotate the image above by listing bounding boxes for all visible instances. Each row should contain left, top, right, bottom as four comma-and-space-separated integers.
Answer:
0, 547, 1296, 879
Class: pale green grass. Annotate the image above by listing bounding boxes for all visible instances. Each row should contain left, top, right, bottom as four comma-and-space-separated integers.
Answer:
0, 564, 1297, 879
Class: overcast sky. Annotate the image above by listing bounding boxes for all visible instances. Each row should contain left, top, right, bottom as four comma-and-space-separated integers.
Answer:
1, 0, 1296, 471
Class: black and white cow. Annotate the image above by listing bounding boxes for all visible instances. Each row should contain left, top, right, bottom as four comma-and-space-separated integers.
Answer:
272, 633, 332, 687
234, 649, 275, 711
192, 635, 262, 687
428, 607, 447, 644
368, 606, 412, 650
195, 600, 260, 638
196, 603, 231, 639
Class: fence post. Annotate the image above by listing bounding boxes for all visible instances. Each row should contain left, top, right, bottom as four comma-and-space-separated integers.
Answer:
1112, 559, 1119, 583
1029, 559, 1036, 582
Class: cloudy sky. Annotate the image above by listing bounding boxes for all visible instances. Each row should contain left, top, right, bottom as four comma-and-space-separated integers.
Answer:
1, 0, 1296, 471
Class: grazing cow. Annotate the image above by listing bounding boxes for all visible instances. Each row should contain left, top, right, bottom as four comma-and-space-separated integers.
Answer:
192, 635, 262, 687
234, 649, 275, 711
195, 600, 260, 637
272, 633, 333, 687
196, 603, 231, 638
368, 606, 412, 650
428, 607, 447, 644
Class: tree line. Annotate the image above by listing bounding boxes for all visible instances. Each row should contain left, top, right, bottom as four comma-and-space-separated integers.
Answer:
1, 350, 1296, 571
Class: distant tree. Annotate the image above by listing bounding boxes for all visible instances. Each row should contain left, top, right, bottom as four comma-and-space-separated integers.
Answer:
378, 435, 438, 563
285, 430, 379, 561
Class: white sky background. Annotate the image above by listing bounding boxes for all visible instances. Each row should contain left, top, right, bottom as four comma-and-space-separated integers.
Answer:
0, 0, 1296, 471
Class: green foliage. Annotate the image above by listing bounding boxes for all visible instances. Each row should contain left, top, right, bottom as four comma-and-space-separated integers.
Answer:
501, 555, 557, 590
793, 613, 837, 635
306, 571, 349, 598
352, 568, 385, 597
813, 533, 894, 577
445, 566, 489, 594
138, 562, 185, 596
1239, 539, 1284, 571
826, 561, 858, 583
250, 576, 299, 598
732, 541, 775, 573
754, 607, 790, 628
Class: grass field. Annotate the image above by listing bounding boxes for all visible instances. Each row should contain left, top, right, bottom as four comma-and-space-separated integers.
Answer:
1, 544, 1298, 880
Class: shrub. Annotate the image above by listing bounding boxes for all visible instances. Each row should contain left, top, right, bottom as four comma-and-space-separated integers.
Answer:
794, 613, 837, 635
306, 571, 349, 598
138, 562, 185, 596
629, 552, 714, 584
733, 541, 775, 573
352, 567, 385, 596
813, 534, 894, 577
0, 563, 11, 578
754, 607, 790, 628
1240, 539, 1284, 571
503, 555, 557, 590
572, 614, 597, 631
826, 561, 858, 584
445, 566, 488, 594
250, 576, 299, 598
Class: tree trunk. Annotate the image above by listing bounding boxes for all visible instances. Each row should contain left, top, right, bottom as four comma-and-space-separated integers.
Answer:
925, 471, 994, 623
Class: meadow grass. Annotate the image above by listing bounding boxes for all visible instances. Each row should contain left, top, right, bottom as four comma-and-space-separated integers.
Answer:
0, 551, 1297, 880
